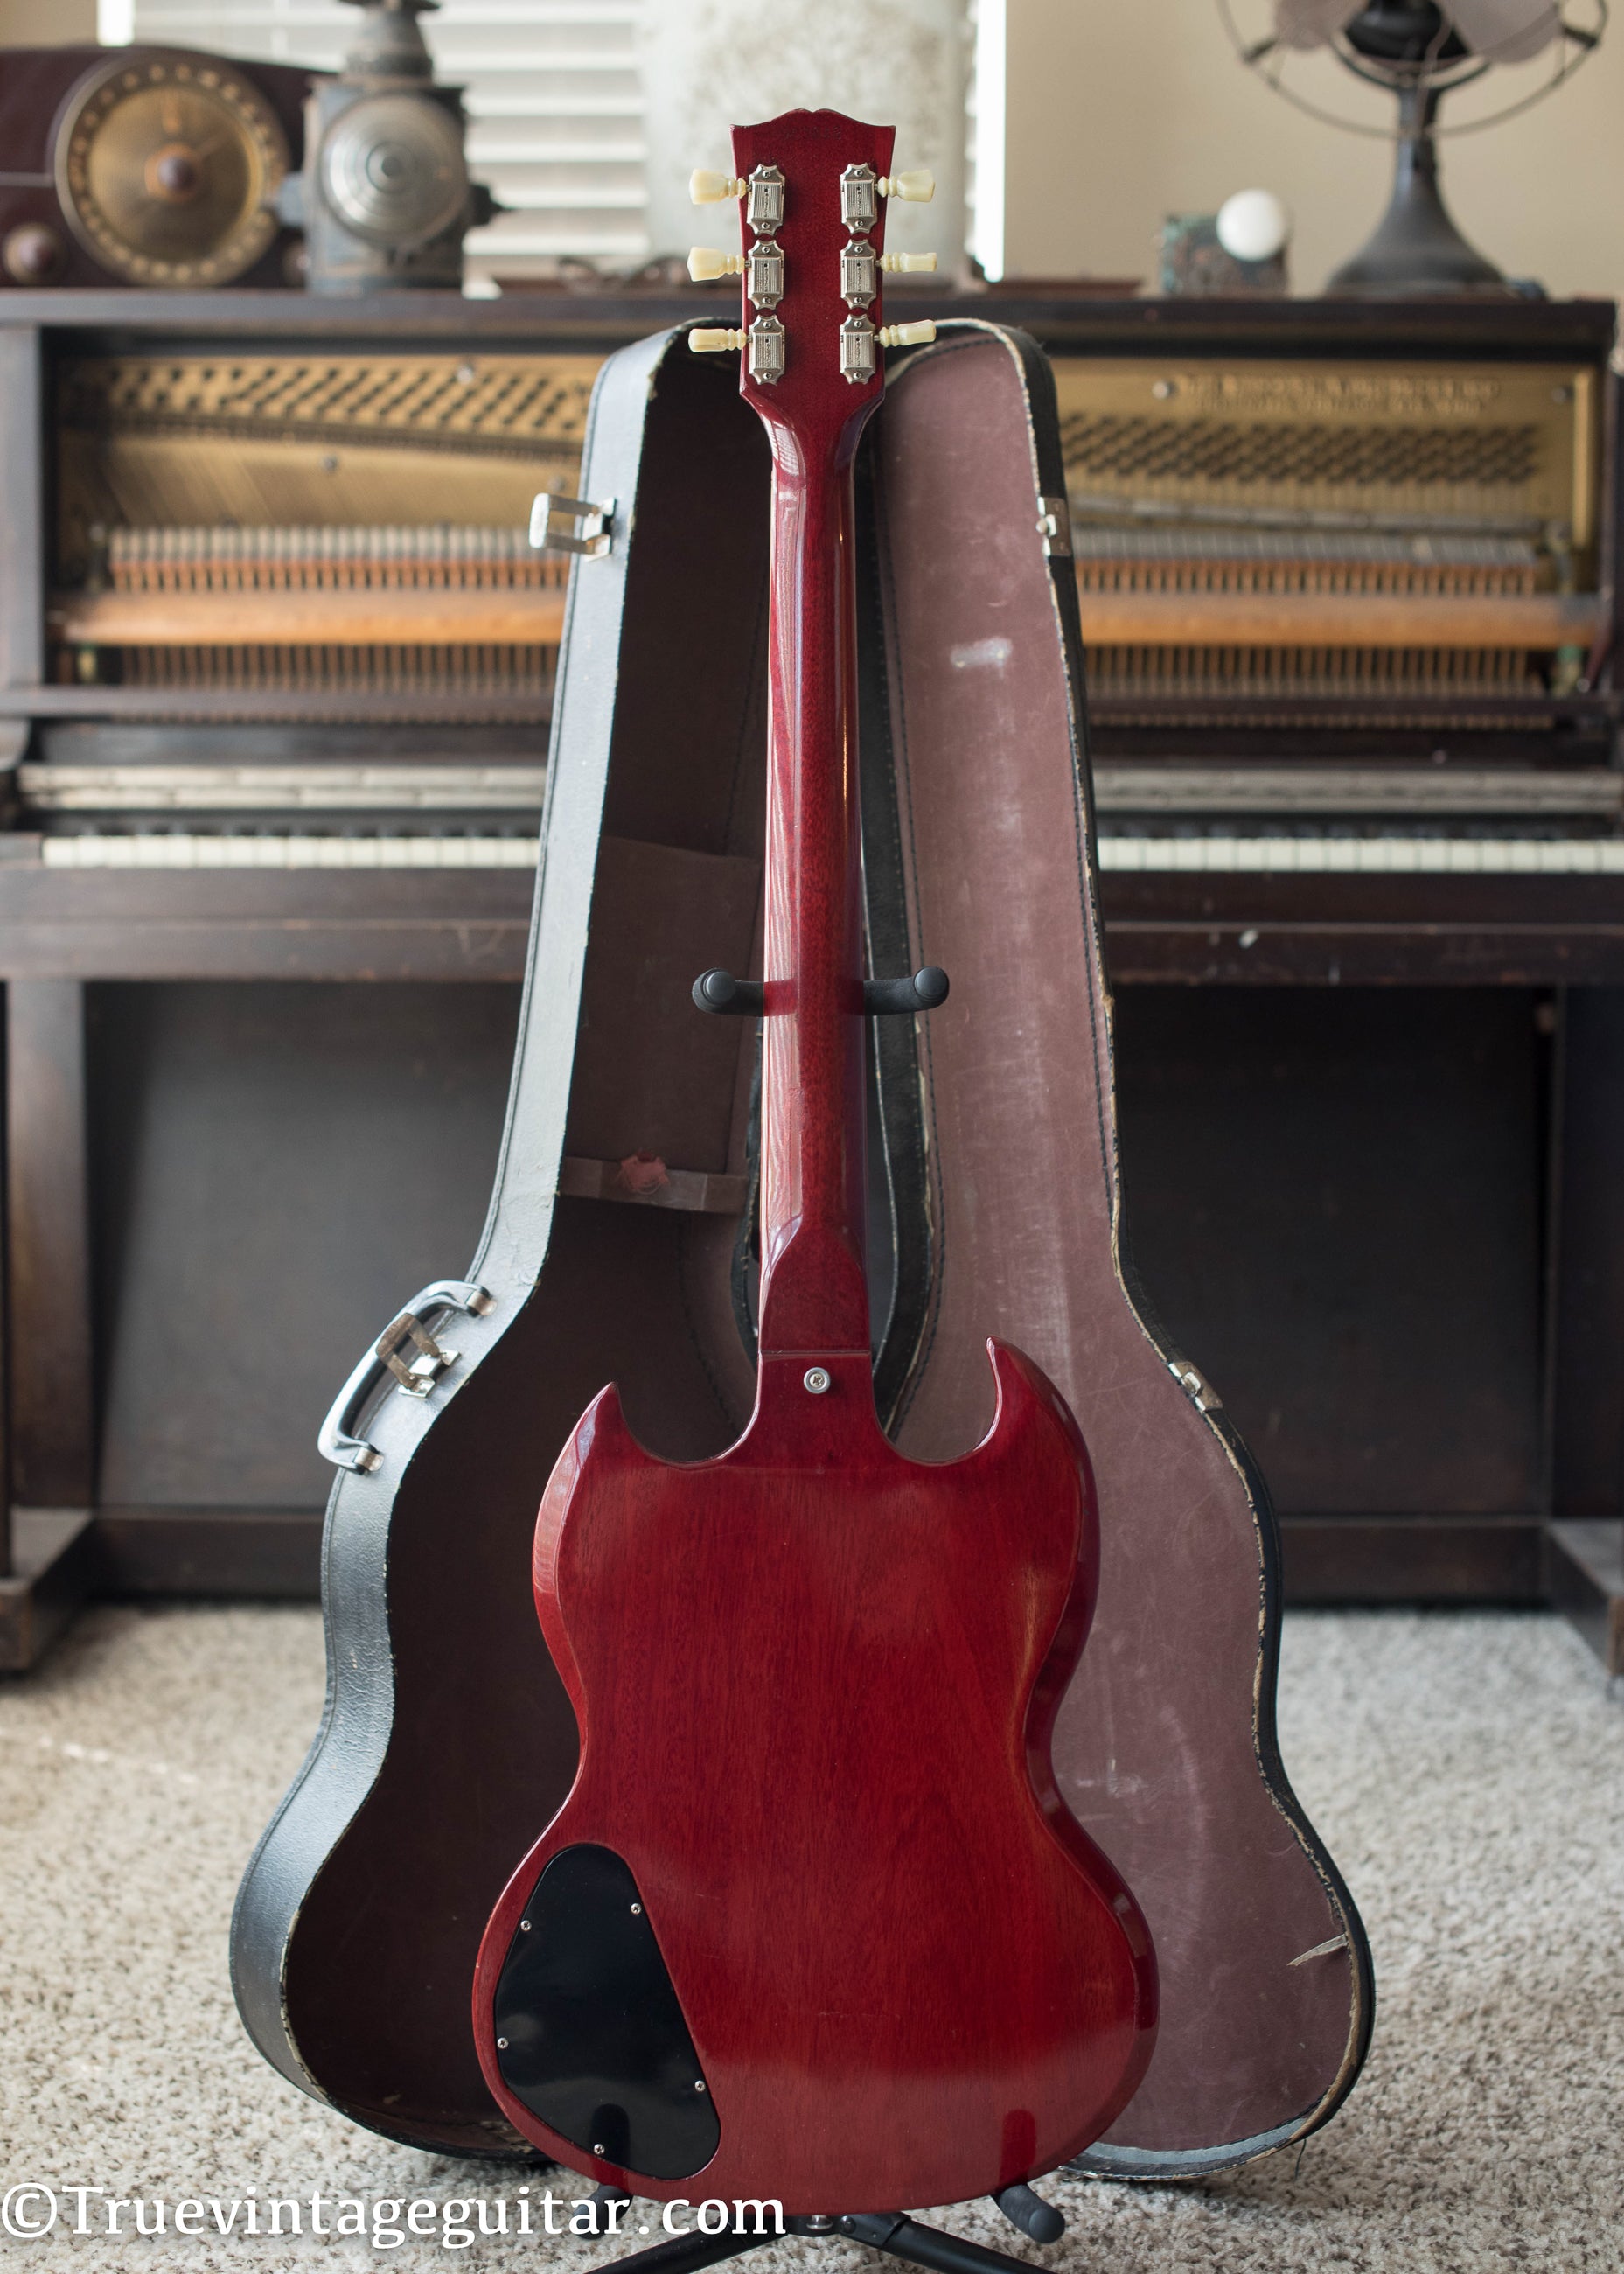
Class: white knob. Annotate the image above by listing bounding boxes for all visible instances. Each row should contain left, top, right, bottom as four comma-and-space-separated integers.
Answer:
688, 248, 743, 282
688, 328, 745, 353
690, 170, 746, 205
878, 171, 934, 203
879, 251, 937, 274
1216, 188, 1290, 263
877, 321, 937, 349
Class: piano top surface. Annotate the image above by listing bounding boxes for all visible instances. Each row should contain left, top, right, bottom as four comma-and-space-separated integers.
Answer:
0, 289, 1615, 361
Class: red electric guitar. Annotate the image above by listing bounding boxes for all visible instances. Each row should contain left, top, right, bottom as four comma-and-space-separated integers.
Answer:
472, 109, 1156, 2225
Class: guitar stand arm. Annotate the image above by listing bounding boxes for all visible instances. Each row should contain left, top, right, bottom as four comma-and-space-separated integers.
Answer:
693, 967, 950, 1017
582, 2195, 1064, 2274
989, 2184, 1065, 2245
584, 2229, 768, 2274
839, 2212, 1053, 2274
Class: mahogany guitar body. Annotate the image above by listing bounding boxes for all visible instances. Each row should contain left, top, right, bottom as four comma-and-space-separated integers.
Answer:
471, 109, 1156, 2208
476, 1347, 1153, 2207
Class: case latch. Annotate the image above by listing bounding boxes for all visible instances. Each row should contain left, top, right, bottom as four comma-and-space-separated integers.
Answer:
529, 492, 616, 558
376, 1308, 461, 1396
1036, 493, 1072, 559
317, 1279, 496, 1474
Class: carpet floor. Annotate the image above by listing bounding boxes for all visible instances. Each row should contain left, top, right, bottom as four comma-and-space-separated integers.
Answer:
0, 1605, 1619, 2271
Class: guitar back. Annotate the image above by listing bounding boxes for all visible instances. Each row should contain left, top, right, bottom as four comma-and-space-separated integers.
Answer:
476, 1347, 1152, 2207
469, 109, 1155, 2208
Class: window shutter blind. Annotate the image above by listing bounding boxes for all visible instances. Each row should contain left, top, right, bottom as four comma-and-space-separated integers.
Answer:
104, 0, 650, 274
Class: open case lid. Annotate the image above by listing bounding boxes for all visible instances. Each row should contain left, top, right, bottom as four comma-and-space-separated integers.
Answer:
233, 320, 1370, 2180
860, 321, 1371, 2171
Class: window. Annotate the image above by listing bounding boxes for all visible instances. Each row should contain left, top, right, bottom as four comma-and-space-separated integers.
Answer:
99, 0, 650, 276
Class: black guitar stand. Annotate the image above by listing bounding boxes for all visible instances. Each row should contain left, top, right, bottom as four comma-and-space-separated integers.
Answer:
589, 2182, 1066, 2274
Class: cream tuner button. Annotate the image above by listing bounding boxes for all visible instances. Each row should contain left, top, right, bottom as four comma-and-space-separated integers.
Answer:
878, 321, 937, 349
689, 328, 746, 353
879, 252, 937, 274
690, 171, 746, 205
688, 248, 744, 281
878, 171, 934, 203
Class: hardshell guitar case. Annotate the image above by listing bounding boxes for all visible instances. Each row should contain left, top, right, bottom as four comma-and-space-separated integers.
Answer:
233, 322, 1372, 2180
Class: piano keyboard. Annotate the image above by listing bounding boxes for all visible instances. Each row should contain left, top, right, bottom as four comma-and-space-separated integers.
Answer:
33, 833, 1624, 875
19, 763, 548, 813
38, 834, 540, 869
1098, 836, 1624, 875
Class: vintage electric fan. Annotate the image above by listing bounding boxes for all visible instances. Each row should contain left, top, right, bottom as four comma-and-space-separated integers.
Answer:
1218, 1, 1607, 292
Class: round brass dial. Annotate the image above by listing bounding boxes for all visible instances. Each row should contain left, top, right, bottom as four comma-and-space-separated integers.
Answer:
54, 51, 290, 287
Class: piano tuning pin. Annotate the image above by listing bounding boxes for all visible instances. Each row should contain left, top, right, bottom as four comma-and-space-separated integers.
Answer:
878, 170, 934, 203
878, 321, 937, 349
879, 251, 937, 274
688, 329, 746, 354
687, 248, 744, 282
690, 170, 746, 205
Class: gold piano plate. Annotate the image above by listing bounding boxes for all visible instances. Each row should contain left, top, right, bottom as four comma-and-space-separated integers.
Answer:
1051, 356, 1601, 713
50, 344, 1607, 718
1051, 358, 1598, 551
57, 353, 602, 576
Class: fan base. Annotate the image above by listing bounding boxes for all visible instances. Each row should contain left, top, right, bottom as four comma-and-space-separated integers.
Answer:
1325, 80, 1534, 300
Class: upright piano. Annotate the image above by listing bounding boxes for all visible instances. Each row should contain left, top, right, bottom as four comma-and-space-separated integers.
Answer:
1, 288, 1618, 1668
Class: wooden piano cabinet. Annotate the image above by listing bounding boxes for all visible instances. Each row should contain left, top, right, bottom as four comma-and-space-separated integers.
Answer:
1112, 986, 1551, 1602
83, 980, 521, 1594
1, 980, 97, 1667
0, 289, 1620, 1662
9, 979, 94, 1507
1546, 989, 1624, 1670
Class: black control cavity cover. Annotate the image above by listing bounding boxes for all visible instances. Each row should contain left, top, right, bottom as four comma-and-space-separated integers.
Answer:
493, 1844, 719, 2180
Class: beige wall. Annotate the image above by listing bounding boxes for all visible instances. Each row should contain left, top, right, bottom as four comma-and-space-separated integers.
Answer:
0, 0, 95, 40
1005, 0, 1624, 304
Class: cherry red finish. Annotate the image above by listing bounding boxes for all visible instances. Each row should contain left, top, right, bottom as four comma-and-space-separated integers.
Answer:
472, 108, 1157, 2211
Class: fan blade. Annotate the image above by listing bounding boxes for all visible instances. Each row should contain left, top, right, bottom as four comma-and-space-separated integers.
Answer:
1273, 0, 1363, 47
1444, 0, 1565, 59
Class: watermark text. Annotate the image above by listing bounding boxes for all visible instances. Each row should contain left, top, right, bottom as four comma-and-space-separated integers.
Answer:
1, 2183, 784, 2250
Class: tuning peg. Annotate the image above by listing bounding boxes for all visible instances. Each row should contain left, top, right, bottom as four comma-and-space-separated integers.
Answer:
878, 170, 935, 203
690, 170, 746, 205
689, 329, 745, 354
878, 321, 937, 349
879, 251, 937, 274
688, 248, 744, 282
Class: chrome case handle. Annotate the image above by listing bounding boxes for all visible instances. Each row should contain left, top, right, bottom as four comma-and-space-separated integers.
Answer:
317, 1279, 495, 1475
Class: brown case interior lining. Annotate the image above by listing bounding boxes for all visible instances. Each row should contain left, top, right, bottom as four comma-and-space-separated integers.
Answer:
866, 329, 1368, 2164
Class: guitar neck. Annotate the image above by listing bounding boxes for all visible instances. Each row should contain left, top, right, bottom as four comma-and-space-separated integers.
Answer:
756, 429, 871, 1360
711, 108, 912, 1362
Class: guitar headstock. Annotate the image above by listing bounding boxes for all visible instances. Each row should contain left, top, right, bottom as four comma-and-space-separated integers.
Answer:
688, 109, 937, 456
